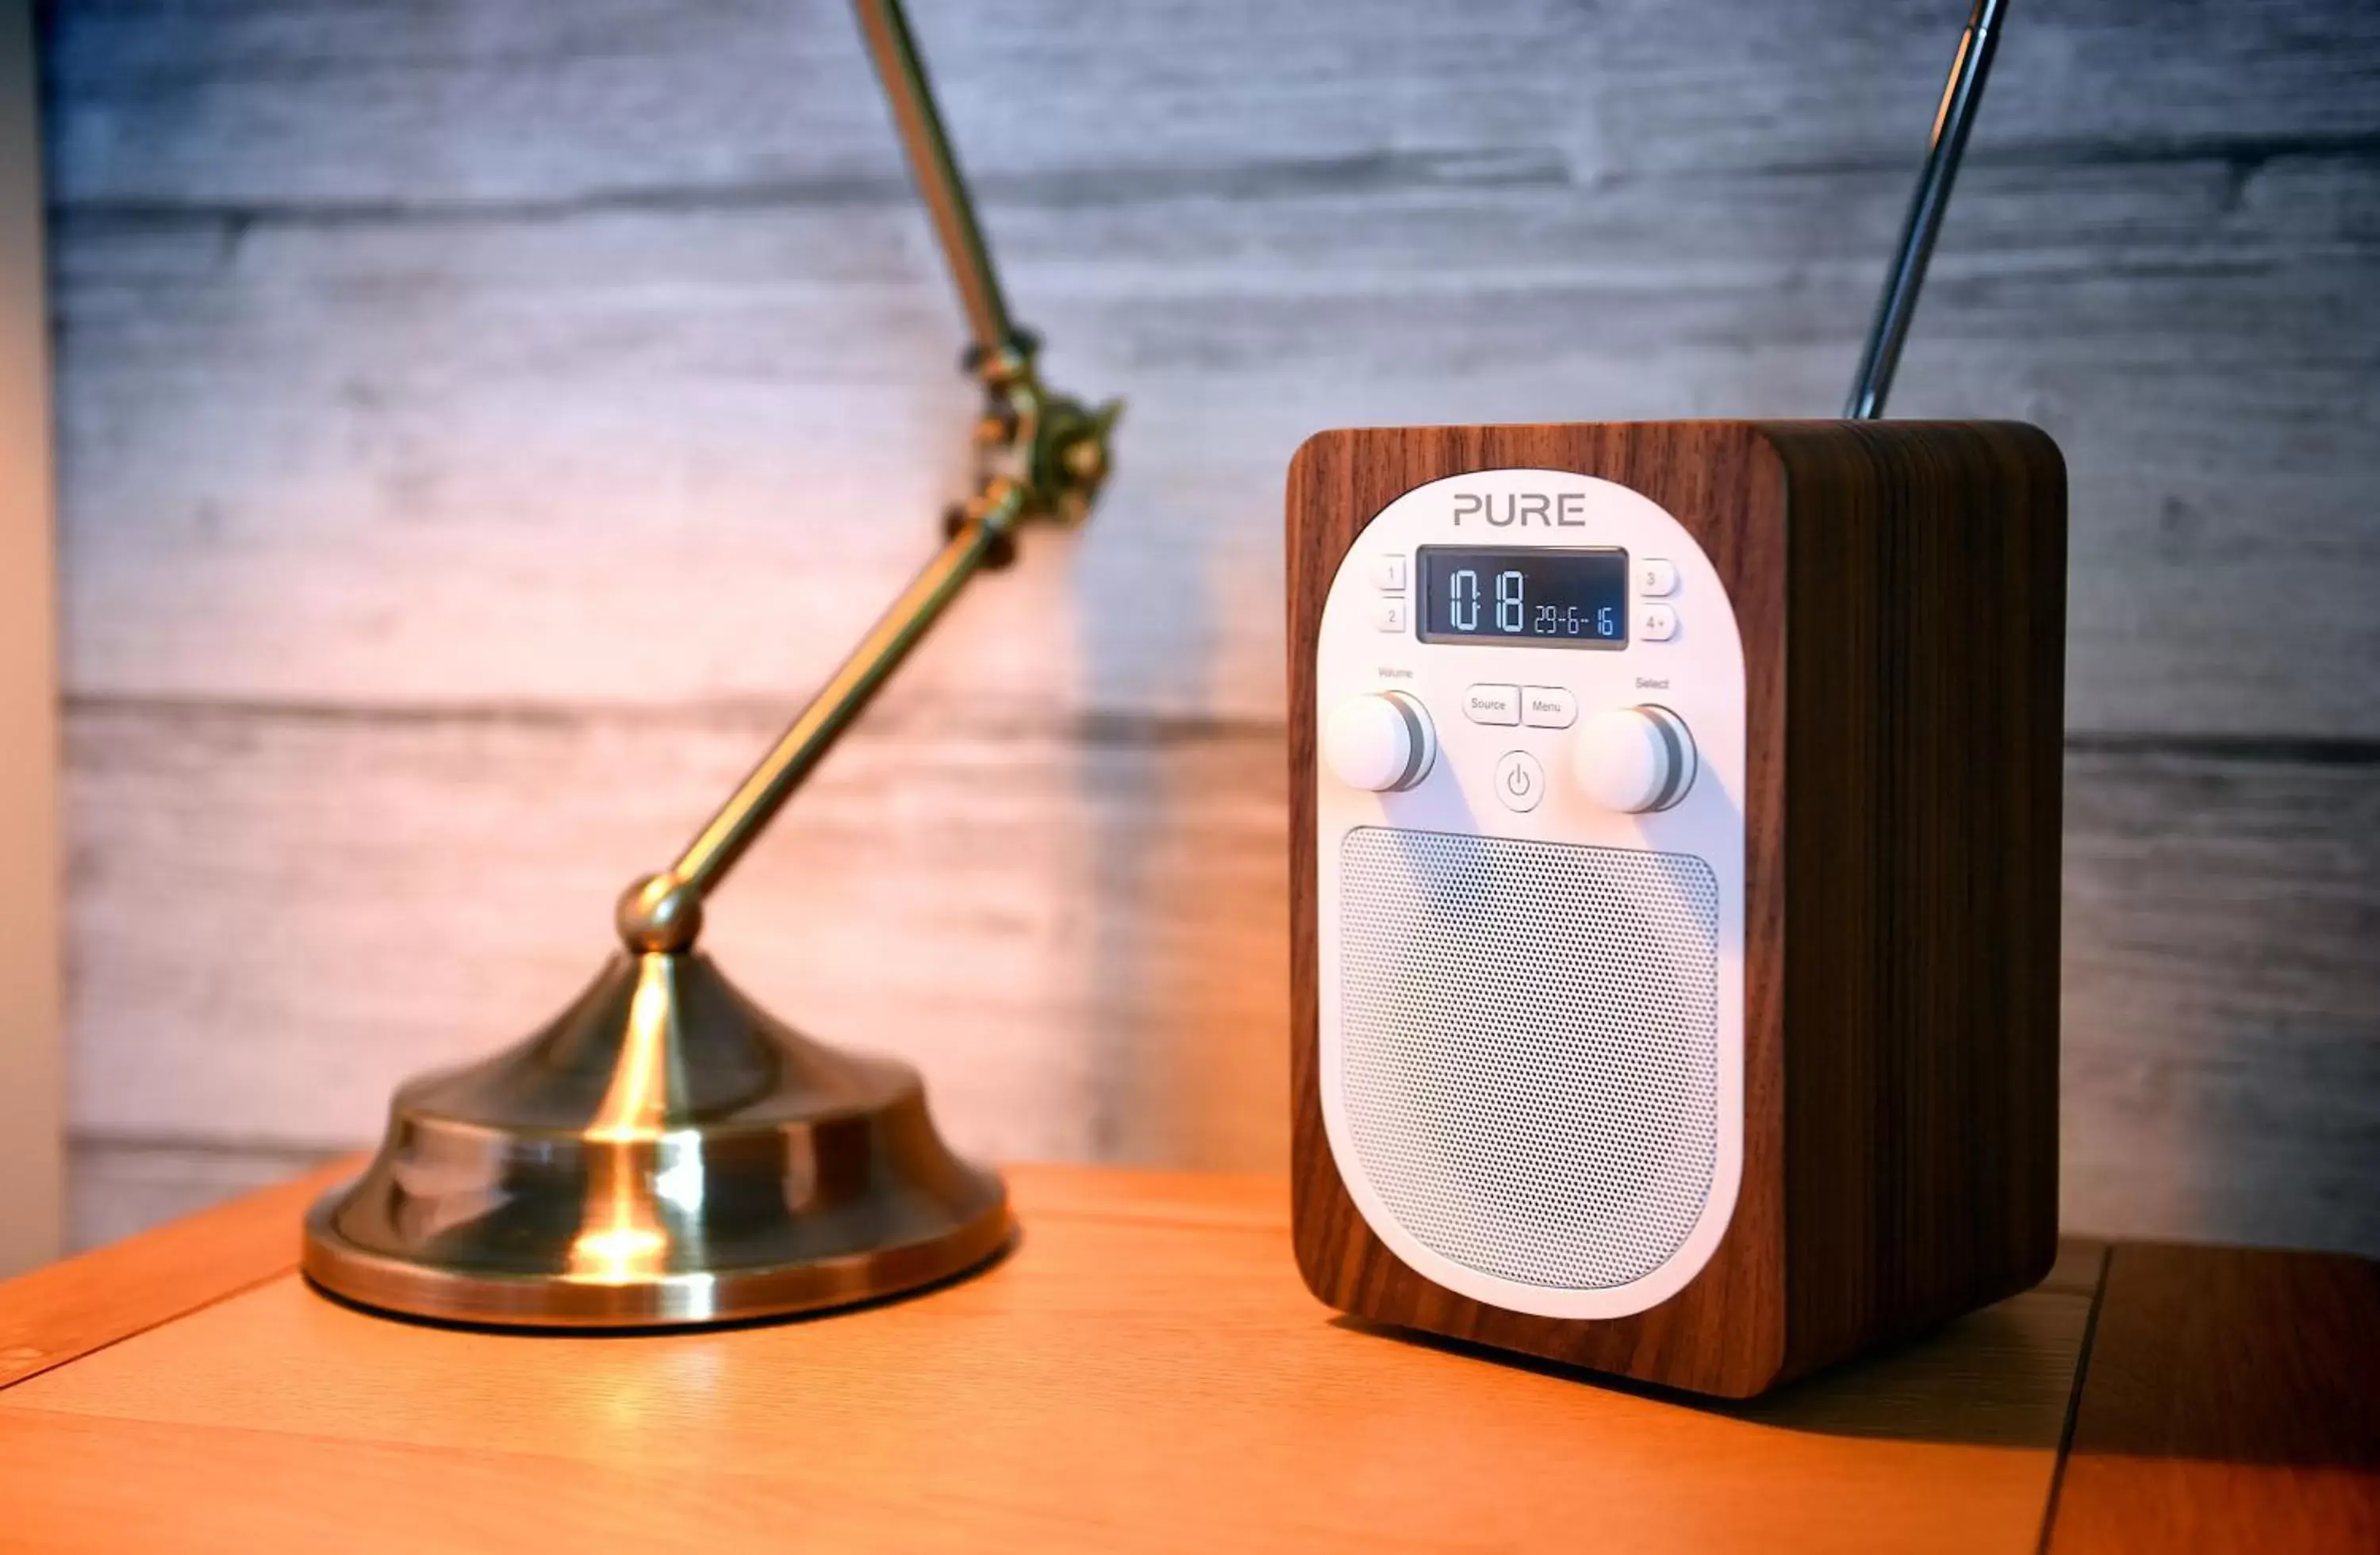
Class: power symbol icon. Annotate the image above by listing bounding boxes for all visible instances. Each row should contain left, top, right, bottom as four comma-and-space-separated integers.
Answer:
1493, 751, 1545, 814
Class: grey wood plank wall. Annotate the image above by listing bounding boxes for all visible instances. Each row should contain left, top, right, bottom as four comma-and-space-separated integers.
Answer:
40, 0, 2380, 1254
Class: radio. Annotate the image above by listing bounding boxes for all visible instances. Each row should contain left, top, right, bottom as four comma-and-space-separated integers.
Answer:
1283, 0, 2059, 1399
1286, 419, 2066, 1396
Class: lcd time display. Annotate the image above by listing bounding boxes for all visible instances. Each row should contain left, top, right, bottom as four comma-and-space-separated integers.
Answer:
1417, 546, 1629, 648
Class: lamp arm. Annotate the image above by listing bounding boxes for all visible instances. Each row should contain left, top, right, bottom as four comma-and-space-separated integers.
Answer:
615, 481, 1027, 952
1844, 0, 2006, 420
613, 2, 1123, 954
851, 0, 1019, 363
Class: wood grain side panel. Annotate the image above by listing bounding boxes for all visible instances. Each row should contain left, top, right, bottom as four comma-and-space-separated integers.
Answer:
2044, 1243, 2380, 1553
1769, 422, 2066, 1380
0, 1156, 358, 1390
1287, 421, 1792, 1397
1765, 425, 1886, 1380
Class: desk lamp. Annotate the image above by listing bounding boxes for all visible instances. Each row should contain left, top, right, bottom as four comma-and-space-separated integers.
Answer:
302, 0, 1120, 1328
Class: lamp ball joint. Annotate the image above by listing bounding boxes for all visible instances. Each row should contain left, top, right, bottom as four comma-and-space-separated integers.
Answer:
616, 872, 702, 954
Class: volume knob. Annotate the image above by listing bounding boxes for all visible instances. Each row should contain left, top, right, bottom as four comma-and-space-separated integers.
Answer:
1323, 692, 1436, 793
1576, 705, 1697, 813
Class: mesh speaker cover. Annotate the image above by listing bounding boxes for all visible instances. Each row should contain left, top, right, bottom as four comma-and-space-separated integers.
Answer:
1338, 827, 1721, 1291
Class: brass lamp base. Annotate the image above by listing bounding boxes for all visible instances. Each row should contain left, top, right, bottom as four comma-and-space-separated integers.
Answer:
303, 952, 1011, 1329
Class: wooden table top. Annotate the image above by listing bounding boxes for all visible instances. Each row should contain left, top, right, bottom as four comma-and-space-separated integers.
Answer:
1, 1162, 2371, 1553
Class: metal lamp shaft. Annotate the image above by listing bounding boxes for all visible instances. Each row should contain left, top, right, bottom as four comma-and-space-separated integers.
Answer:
614, 0, 1122, 954
851, 0, 1017, 358
670, 486, 1019, 899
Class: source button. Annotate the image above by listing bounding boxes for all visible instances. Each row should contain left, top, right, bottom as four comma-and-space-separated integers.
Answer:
1464, 684, 1522, 725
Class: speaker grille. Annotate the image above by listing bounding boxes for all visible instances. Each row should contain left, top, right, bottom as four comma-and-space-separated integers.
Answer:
1338, 827, 1721, 1291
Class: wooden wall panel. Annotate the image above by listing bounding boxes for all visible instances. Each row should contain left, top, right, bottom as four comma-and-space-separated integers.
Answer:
47, 157, 2380, 735
62, 701, 1290, 1173
62, 706, 2379, 1256
40, 0, 2380, 1253
41, 1, 2380, 204
2060, 748, 2380, 1255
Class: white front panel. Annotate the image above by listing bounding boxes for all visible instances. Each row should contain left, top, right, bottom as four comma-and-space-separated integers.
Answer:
1315, 469, 1747, 1320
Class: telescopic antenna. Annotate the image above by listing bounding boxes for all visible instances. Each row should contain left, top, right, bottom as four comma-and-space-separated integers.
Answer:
1844, 0, 2007, 420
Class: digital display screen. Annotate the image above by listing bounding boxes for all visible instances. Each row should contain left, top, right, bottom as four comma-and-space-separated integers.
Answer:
1417, 547, 1628, 648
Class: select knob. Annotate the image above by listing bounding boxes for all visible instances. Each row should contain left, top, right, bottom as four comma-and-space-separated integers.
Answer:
1575, 705, 1697, 813
1324, 691, 1436, 793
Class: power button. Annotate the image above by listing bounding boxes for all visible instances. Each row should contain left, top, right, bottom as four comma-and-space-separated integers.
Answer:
1494, 751, 1545, 813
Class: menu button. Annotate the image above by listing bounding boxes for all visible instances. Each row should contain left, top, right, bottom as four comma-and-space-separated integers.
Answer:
1522, 687, 1578, 728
